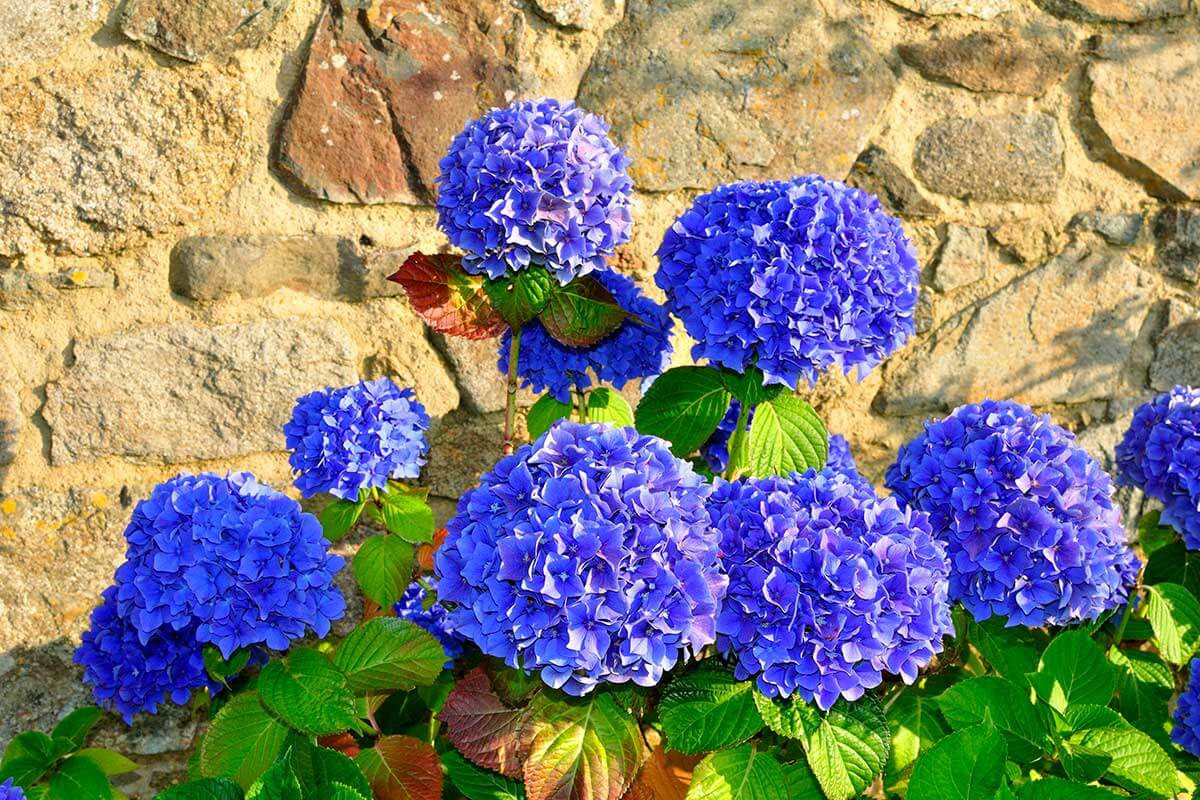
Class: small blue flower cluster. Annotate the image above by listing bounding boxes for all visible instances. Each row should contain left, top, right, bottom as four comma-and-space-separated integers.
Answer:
285, 379, 430, 500
394, 581, 465, 668
713, 469, 952, 710
1173, 658, 1200, 757
886, 400, 1139, 628
437, 98, 634, 284
0, 778, 26, 800
1116, 385, 1200, 547
435, 422, 726, 695
75, 473, 346, 722
656, 177, 919, 389
497, 270, 673, 403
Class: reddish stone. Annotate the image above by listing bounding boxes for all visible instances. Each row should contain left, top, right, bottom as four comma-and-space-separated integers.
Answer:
275, 0, 528, 205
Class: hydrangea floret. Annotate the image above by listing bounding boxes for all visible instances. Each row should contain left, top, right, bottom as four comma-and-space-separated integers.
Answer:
435, 421, 727, 695
436, 98, 634, 284
285, 378, 430, 500
394, 581, 465, 668
1115, 385, 1200, 547
713, 468, 953, 710
497, 269, 673, 402
656, 176, 919, 389
1173, 658, 1200, 757
0, 778, 26, 800
886, 399, 1140, 628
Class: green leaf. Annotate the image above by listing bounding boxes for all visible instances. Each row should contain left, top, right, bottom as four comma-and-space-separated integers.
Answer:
797, 698, 890, 800
258, 649, 360, 736
51, 706, 102, 752
745, 393, 828, 478
658, 664, 763, 754
484, 266, 556, 328
967, 616, 1045, 686
719, 367, 784, 407
355, 735, 443, 800
1143, 540, 1200, 596
442, 750, 525, 800
353, 534, 414, 608
634, 367, 732, 457
204, 647, 253, 685
781, 760, 824, 800
332, 617, 446, 694
319, 498, 366, 544
884, 685, 948, 792
1027, 630, 1114, 712
538, 274, 627, 347
289, 742, 373, 799
1137, 509, 1178, 558
752, 689, 809, 741
586, 388, 634, 429
47, 755, 112, 800
1062, 704, 1178, 797
685, 745, 789, 800
527, 395, 572, 439
74, 749, 138, 777
153, 778, 245, 800
906, 723, 1007, 800
1058, 740, 1111, 783
320, 785, 369, 800
244, 756, 303, 800
198, 692, 290, 789
1107, 647, 1173, 746
1, 731, 57, 787
522, 693, 644, 800
375, 488, 435, 545
1016, 777, 1123, 799
1145, 582, 1200, 665
936, 677, 1050, 763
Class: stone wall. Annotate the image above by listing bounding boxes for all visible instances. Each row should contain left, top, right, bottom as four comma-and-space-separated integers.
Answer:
0, 0, 1197, 793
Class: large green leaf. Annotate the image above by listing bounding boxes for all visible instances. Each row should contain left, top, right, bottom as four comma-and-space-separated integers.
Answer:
967, 617, 1045, 685
1, 731, 57, 786
318, 497, 367, 544
1143, 540, 1200, 596
936, 676, 1051, 763
245, 756, 303, 800
752, 690, 810, 741
484, 266, 556, 328
258, 649, 360, 736
1145, 582, 1200, 665
355, 735, 442, 800
685, 745, 788, 800
527, 395, 572, 440
374, 488, 435, 545
538, 274, 627, 347
353, 534, 414, 608
521, 693, 644, 800
797, 698, 889, 800
1137, 509, 1179, 558
906, 724, 1007, 800
73, 748, 138, 777
1057, 740, 1111, 784
719, 367, 784, 407
51, 706, 102, 752
333, 618, 445, 693
442, 750, 525, 800
658, 664, 764, 754
745, 394, 827, 478
1107, 647, 1173, 746
154, 778, 245, 800
884, 685, 948, 792
198, 692, 290, 789
47, 755, 112, 800
289, 741, 373, 799
634, 367, 732, 457
204, 647, 253, 685
586, 388, 634, 429
1016, 777, 1122, 799
1062, 704, 1178, 798
1027, 630, 1114, 712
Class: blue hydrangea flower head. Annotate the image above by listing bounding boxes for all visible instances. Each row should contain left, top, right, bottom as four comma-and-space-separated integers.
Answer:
435, 421, 726, 695
0, 778, 26, 800
394, 581, 465, 668
285, 378, 430, 500
656, 176, 919, 389
886, 400, 1139, 628
497, 270, 673, 403
714, 468, 952, 710
1173, 658, 1200, 757
1115, 386, 1200, 547
437, 98, 634, 284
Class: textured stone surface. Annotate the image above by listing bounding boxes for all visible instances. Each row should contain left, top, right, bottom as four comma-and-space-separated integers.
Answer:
0, 0, 100, 71
121, 0, 290, 62
1069, 211, 1143, 246
44, 319, 359, 464
914, 113, 1063, 202
932, 224, 989, 292
0, 643, 92, 750
577, 0, 895, 191
532, 0, 596, 28
0, 268, 117, 305
878, 244, 1153, 414
1150, 302, 1200, 391
274, 0, 529, 205
847, 146, 939, 218
423, 411, 509, 500
0, 56, 246, 256
431, 334, 506, 414
1082, 37, 1200, 201
887, 0, 1012, 18
1035, 0, 1186, 21
0, 379, 18, 467
1153, 208, 1200, 284
898, 30, 1071, 96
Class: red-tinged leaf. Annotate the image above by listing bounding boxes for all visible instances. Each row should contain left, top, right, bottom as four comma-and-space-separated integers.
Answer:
538, 274, 628, 347
317, 733, 361, 759
625, 741, 696, 800
388, 252, 506, 339
355, 735, 442, 800
417, 527, 449, 572
438, 667, 530, 779
521, 693, 645, 800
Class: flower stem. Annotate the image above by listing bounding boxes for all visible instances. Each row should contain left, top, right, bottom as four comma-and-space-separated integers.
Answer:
575, 388, 589, 423
724, 401, 753, 481
503, 326, 523, 455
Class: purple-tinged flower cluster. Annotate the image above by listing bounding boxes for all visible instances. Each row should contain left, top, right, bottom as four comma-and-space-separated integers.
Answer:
394, 581, 465, 668
497, 270, 672, 403
76, 473, 346, 721
714, 469, 952, 710
656, 177, 919, 389
1173, 658, 1200, 757
0, 779, 26, 800
436, 421, 726, 695
886, 400, 1139, 628
285, 379, 430, 500
1115, 386, 1200, 547
437, 98, 634, 284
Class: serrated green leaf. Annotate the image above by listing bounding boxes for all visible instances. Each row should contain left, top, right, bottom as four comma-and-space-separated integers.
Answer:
375, 489, 435, 545
527, 395, 572, 440
586, 388, 634, 429
1137, 509, 1178, 558
258, 649, 360, 736
1027, 630, 1114, 712
1, 731, 56, 787
1063, 704, 1178, 797
51, 706, 102, 752
333, 617, 446, 694
538, 274, 627, 347
356, 735, 443, 800
745, 393, 828, 478
1143, 540, 1200, 596
685, 745, 788, 800
799, 698, 889, 800
884, 685, 948, 792
781, 760, 823, 800
319, 498, 366, 543
658, 665, 763, 754
1016, 777, 1122, 799
752, 689, 810, 740
484, 266, 556, 327
442, 750, 525, 800
47, 755, 112, 800
522, 693, 644, 800
719, 367, 784, 407
245, 755, 303, 800
907, 723, 1007, 800
936, 676, 1050, 763
289, 742, 372, 799
967, 616, 1045, 686
1058, 741, 1111, 783
1107, 647, 1173, 746
153, 778, 245, 800
198, 692, 290, 789
634, 367, 731, 457
74, 749, 137, 777
204, 647, 252, 685
353, 534, 414, 608
322, 784, 370, 800
1145, 582, 1200, 665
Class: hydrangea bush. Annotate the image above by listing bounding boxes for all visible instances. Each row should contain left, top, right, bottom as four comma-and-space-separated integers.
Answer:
5, 98, 1198, 800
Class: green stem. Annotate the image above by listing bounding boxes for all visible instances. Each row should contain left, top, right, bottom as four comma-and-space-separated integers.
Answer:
575, 388, 589, 423
723, 401, 753, 481
503, 326, 523, 455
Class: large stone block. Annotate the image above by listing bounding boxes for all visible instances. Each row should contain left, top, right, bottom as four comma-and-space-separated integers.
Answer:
846, 146, 940, 219
1153, 208, 1200, 284
886, 0, 1012, 19
1035, 0, 1186, 21
0, 0, 101, 72
898, 30, 1071, 96
576, 0, 895, 191
121, 0, 291, 62
44, 319, 359, 464
1150, 302, 1200, 392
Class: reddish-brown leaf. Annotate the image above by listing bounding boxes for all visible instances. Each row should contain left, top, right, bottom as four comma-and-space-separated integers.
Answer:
625, 740, 697, 800
439, 666, 530, 779
316, 732, 361, 759
416, 527, 448, 572
522, 693, 645, 800
388, 252, 506, 339
355, 735, 442, 800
